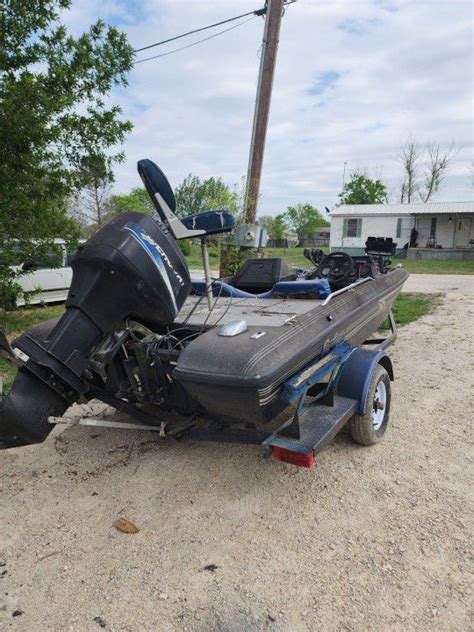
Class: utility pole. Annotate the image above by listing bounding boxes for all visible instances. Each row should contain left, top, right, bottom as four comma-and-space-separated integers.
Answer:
244, 0, 284, 224
342, 161, 348, 188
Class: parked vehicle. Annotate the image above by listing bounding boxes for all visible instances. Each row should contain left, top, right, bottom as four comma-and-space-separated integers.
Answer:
14, 240, 83, 307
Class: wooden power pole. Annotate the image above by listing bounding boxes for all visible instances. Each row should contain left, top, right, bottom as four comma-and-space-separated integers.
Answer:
244, 0, 284, 224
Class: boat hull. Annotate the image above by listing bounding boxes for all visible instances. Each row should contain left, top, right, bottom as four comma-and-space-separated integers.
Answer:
174, 267, 409, 426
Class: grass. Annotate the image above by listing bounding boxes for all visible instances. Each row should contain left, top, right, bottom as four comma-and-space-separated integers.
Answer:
0, 304, 64, 337
186, 243, 220, 269
185, 246, 474, 275
0, 360, 16, 394
398, 258, 474, 275
382, 292, 442, 328
0, 304, 64, 394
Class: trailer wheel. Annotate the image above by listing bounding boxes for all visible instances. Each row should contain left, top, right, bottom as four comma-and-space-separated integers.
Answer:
348, 364, 391, 446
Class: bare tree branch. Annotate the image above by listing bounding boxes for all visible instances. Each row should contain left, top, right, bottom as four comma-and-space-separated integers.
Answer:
69, 158, 115, 231
400, 138, 420, 203
419, 142, 458, 202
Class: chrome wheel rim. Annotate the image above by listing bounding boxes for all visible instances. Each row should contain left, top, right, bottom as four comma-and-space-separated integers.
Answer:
372, 380, 387, 430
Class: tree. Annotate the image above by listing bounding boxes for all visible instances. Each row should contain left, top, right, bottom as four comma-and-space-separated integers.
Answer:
284, 204, 329, 239
258, 214, 287, 240
419, 142, 457, 202
399, 138, 457, 203
70, 157, 115, 229
0, 0, 133, 307
174, 174, 240, 217
108, 188, 155, 217
271, 214, 287, 240
400, 138, 419, 203
72, 187, 155, 237
257, 215, 274, 234
338, 173, 388, 205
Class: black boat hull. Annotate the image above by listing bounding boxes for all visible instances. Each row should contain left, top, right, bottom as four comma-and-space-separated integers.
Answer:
174, 267, 408, 426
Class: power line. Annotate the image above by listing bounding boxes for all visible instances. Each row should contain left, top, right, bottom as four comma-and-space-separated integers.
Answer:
133, 6, 266, 54
134, 17, 256, 64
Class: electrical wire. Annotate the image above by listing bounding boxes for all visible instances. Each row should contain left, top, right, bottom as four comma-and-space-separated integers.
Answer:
133, 6, 266, 53
134, 16, 256, 64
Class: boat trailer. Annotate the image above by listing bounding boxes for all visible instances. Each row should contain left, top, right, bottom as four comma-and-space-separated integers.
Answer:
45, 313, 398, 469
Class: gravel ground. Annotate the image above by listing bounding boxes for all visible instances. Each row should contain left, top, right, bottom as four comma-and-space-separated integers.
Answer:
0, 277, 472, 631
403, 274, 474, 295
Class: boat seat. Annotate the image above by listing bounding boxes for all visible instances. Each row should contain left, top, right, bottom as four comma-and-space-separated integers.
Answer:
181, 210, 235, 236
191, 278, 331, 299
137, 158, 235, 238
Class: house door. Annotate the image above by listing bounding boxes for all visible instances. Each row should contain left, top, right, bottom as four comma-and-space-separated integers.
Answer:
453, 217, 471, 247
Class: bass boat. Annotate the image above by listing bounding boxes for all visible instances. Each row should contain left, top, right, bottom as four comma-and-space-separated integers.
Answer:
0, 160, 408, 455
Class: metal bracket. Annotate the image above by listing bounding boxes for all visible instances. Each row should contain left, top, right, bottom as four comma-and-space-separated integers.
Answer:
278, 342, 354, 440
200, 237, 213, 311
362, 309, 397, 350
48, 416, 166, 432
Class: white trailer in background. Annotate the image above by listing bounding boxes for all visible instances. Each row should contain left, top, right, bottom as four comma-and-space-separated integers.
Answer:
330, 201, 474, 257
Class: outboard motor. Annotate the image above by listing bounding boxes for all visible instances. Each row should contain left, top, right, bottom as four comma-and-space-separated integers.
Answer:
1, 212, 191, 446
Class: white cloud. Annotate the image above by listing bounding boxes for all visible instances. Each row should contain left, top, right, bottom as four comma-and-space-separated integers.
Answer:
63, 0, 473, 213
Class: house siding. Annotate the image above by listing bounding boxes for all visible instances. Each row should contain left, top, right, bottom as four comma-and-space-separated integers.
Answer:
330, 215, 411, 252
414, 215, 474, 248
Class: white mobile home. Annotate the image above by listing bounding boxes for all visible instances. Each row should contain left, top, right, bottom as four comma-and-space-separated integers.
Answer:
330, 201, 474, 259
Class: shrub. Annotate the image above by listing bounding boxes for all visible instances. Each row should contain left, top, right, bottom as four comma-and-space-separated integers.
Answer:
178, 240, 191, 256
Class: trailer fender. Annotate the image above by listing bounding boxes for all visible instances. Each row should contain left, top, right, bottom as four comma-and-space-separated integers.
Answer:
335, 348, 394, 415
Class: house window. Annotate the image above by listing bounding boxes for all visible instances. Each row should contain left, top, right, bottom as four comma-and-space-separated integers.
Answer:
396, 218, 402, 238
343, 218, 362, 238
430, 217, 437, 237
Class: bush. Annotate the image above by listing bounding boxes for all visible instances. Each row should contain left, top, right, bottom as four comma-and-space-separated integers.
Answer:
0, 280, 21, 311
178, 240, 191, 256
208, 246, 218, 259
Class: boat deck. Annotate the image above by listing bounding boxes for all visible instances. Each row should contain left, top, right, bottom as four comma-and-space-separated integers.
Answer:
175, 296, 324, 328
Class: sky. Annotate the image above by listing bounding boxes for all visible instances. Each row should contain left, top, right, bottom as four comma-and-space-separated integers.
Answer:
63, 0, 473, 215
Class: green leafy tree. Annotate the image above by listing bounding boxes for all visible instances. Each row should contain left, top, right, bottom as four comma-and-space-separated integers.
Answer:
258, 214, 287, 240
284, 204, 329, 239
175, 174, 240, 217
338, 173, 388, 205
0, 0, 133, 307
257, 215, 274, 235
74, 188, 155, 237
108, 188, 154, 217
271, 214, 287, 241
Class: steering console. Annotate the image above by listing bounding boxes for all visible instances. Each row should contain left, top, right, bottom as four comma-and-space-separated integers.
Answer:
318, 252, 355, 289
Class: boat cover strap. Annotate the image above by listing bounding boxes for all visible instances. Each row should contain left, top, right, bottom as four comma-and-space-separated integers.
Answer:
191, 278, 331, 299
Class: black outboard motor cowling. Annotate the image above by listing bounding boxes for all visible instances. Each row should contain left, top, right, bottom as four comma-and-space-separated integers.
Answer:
1, 213, 191, 445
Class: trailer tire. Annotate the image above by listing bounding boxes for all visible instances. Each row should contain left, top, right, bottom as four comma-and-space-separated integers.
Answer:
348, 364, 391, 446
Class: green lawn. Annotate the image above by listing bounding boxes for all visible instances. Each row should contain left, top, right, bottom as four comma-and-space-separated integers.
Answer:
185, 243, 220, 269
399, 258, 474, 274
0, 304, 64, 394
0, 304, 64, 337
382, 293, 441, 328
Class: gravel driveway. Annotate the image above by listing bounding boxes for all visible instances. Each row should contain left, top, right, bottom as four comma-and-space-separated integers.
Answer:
0, 276, 472, 631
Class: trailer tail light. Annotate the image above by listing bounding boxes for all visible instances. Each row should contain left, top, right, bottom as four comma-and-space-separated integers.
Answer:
272, 447, 315, 468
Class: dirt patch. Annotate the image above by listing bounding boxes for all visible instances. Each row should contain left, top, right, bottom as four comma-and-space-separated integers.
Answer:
0, 285, 472, 631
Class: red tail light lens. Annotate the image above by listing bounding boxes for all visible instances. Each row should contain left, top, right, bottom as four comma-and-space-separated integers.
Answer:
272, 447, 315, 468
